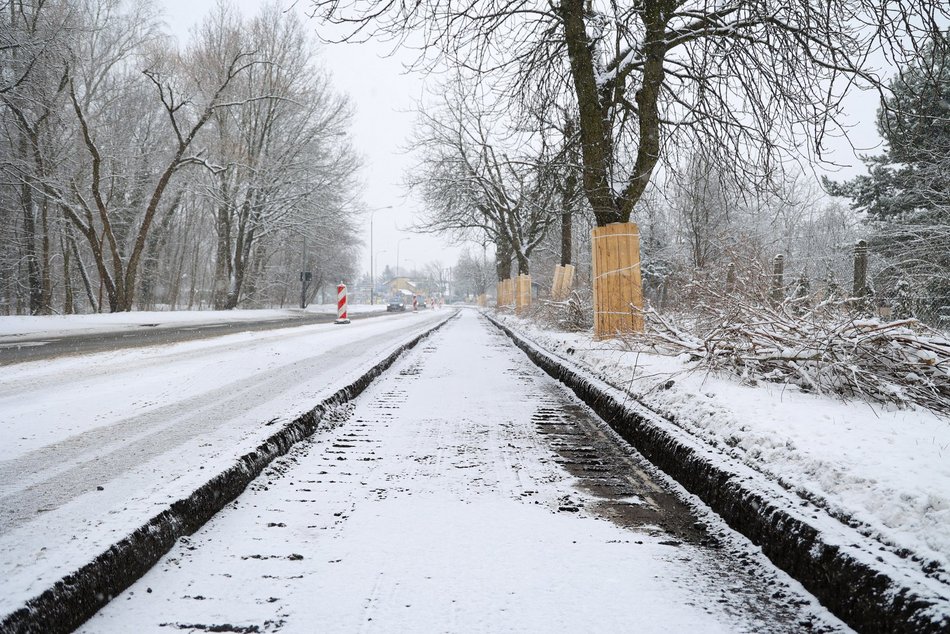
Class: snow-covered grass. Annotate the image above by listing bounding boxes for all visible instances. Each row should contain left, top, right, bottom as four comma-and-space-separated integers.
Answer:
493, 312, 950, 581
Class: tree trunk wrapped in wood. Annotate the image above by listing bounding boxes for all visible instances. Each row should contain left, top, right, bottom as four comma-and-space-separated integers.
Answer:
552, 264, 575, 301
592, 223, 644, 339
516, 274, 531, 312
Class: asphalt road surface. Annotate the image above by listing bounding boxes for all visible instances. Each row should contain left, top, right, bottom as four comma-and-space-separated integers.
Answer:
0, 310, 393, 365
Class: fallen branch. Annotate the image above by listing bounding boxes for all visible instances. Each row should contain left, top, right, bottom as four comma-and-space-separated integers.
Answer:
630, 290, 950, 414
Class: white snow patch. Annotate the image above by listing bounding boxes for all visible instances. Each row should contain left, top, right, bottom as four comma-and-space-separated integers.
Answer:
495, 314, 950, 579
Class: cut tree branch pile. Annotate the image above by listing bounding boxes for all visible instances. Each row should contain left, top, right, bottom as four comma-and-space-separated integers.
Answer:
633, 291, 950, 414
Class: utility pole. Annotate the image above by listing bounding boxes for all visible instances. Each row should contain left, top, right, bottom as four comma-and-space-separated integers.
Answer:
374, 249, 387, 303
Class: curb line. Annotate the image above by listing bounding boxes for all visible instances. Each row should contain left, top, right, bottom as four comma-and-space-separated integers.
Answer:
1, 312, 457, 634
485, 313, 949, 634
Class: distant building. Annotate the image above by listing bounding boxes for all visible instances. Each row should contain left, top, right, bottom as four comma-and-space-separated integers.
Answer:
386, 277, 416, 296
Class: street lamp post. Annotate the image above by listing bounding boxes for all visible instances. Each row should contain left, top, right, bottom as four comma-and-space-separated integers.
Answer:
368, 205, 393, 305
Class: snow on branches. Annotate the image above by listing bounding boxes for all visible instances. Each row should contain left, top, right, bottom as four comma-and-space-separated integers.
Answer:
634, 288, 950, 414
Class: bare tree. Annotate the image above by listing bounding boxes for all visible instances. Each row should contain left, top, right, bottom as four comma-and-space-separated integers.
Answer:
193, 3, 360, 309
409, 82, 559, 279
1, 0, 364, 315
453, 248, 493, 299
1, 0, 76, 313
308, 0, 946, 229
17, 0, 268, 313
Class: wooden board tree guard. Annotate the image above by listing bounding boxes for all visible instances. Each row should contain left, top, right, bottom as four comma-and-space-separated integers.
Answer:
516, 274, 532, 312
562, 264, 575, 299
592, 222, 644, 339
552, 264, 575, 301
496, 278, 516, 308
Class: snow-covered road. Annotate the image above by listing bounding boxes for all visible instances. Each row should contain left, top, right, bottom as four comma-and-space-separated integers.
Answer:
79, 310, 848, 633
0, 309, 450, 618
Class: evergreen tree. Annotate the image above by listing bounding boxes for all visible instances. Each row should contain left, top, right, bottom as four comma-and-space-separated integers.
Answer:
825, 31, 950, 325
825, 32, 950, 219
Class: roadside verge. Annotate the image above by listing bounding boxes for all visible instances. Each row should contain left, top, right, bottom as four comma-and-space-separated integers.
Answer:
1, 311, 457, 634
485, 312, 949, 634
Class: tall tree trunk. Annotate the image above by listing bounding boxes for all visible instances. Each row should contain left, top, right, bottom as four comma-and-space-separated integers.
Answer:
39, 198, 52, 313
495, 233, 513, 281
559, 0, 619, 225
167, 239, 187, 310
224, 196, 259, 309
138, 195, 180, 310
212, 179, 232, 310
243, 243, 266, 306
66, 228, 98, 313
561, 117, 577, 266
561, 173, 575, 266
225, 230, 253, 309
61, 232, 74, 314
18, 143, 44, 314
515, 249, 530, 275
188, 243, 201, 310
558, 0, 670, 226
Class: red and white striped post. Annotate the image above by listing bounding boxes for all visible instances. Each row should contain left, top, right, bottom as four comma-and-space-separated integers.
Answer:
334, 282, 350, 324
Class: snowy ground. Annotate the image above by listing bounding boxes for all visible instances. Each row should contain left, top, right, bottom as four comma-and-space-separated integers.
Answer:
0, 307, 448, 617
493, 313, 950, 585
0, 303, 386, 339
79, 310, 847, 633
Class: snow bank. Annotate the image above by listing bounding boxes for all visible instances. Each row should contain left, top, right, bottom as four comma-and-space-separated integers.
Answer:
492, 315, 950, 580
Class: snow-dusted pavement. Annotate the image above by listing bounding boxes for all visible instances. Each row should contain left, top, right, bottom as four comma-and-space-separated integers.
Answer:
80, 310, 848, 633
0, 309, 449, 617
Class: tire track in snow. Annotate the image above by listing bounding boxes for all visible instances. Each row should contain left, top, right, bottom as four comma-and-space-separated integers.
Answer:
0, 317, 443, 532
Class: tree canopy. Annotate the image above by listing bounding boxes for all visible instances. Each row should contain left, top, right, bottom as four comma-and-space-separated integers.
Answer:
309, 0, 948, 227
825, 31, 950, 220
825, 31, 950, 324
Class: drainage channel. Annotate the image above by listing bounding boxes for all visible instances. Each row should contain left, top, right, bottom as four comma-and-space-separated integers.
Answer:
76, 309, 845, 633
